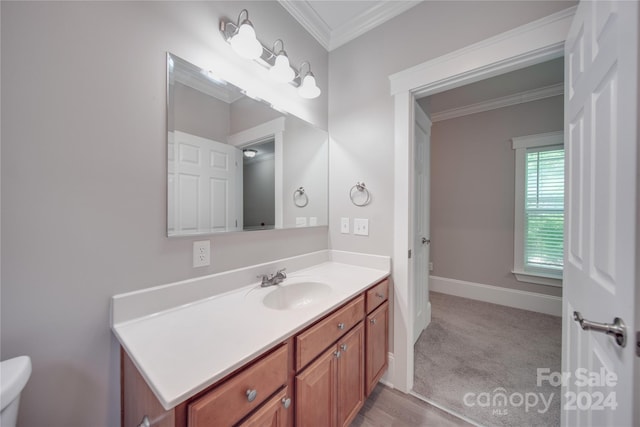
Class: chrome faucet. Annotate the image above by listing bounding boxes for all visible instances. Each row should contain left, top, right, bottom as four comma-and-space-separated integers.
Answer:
258, 268, 287, 287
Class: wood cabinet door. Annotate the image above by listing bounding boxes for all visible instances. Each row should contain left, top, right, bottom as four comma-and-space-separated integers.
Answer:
237, 388, 289, 427
336, 322, 365, 427
366, 301, 389, 396
295, 346, 337, 427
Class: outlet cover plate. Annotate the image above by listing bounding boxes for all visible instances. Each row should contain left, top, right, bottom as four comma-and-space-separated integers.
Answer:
193, 240, 210, 268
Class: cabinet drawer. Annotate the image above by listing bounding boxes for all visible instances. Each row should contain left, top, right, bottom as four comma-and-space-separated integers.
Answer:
188, 344, 288, 427
296, 295, 364, 371
366, 279, 389, 313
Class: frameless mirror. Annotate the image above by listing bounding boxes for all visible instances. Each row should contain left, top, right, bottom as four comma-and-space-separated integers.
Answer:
167, 53, 328, 236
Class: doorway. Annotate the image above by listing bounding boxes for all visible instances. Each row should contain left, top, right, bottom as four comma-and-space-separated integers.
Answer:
410, 59, 565, 426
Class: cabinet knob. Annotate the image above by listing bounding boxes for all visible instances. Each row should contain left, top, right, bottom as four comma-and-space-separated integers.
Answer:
337, 322, 345, 330
334, 350, 341, 358
340, 343, 348, 352
246, 389, 258, 402
370, 318, 377, 325
375, 292, 385, 299
282, 397, 292, 409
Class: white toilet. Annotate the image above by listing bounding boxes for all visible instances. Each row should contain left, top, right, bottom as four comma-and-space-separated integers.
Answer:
1, 356, 32, 427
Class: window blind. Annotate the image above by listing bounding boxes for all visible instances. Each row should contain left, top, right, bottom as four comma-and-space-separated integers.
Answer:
525, 145, 564, 274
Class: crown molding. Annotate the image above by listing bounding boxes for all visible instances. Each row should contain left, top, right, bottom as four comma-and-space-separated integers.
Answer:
278, 0, 331, 50
431, 83, 564, 122
278, 0, 422, 51
329, 1, 421, 51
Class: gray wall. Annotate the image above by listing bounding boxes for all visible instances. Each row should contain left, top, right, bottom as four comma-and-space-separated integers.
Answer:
327, 0, 574, 256
173, 82, 231, 142
244, 156, 276, 227
430, 96, 564, 297
0, 2, 327, 426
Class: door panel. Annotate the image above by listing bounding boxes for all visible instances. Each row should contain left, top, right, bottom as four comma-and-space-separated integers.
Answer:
337, 322, 364, 427
413, 103, 431, 343
296, 346, 336, 427
563, 1, 637, 425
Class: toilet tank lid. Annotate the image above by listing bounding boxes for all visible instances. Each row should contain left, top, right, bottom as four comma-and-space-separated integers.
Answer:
1, 356, 32, 411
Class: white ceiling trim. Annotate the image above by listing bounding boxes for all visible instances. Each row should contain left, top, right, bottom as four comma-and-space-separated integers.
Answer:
430, 83, 564, 122
278, 1, 421, 51
278, 1, 332, 50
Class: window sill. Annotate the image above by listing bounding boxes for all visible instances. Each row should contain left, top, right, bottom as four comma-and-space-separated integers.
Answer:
512, 270, 562, 287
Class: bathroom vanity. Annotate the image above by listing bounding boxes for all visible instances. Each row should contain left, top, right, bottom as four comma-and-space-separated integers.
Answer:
112, 251, 390, 427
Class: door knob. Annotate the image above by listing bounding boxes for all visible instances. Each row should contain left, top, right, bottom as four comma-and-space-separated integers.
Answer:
421, 237, 430, 245
573, 311, 627, 347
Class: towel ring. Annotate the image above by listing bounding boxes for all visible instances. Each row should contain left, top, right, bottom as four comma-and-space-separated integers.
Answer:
349, 182, 371, 207
293, 187, 308, 207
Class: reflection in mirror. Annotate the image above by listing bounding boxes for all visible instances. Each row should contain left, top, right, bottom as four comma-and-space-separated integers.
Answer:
167, 53, 328, 236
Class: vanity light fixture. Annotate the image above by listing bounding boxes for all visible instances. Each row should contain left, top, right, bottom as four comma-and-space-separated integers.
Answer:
243, 148, 258, 158
228, 9, 263, 60
220, 9, 321, 99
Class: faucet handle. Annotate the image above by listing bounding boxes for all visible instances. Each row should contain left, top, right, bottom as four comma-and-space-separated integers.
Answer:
276, 268, 287, 277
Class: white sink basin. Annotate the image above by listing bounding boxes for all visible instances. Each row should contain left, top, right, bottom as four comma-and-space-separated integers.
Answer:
263, 282, 332, 310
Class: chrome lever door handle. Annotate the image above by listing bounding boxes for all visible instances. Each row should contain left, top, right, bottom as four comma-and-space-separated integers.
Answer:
573, 311, 627, 347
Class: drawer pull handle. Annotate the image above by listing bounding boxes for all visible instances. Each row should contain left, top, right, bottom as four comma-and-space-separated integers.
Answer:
246, 389, 258, 402
340, 343, 348, 352
376, 292, 385, 299
370, 318, 377, 325
337, 322, 345, 330
334, 350, 341, 358
282, 397, 292, 409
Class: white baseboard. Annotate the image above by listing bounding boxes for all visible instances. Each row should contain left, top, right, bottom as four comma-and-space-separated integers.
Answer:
429, 276, 562, 316
379, 352, 395, 389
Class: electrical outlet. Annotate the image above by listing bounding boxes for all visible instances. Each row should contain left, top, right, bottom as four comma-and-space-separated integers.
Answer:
193, 240, 210, 268
354, 218, 369, 236
341, 217, 350, 234
296, 217, 307, 227
429, 262, 434, 271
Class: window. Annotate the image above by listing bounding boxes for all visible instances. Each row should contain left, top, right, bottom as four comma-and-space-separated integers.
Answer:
512, 132, 564, 286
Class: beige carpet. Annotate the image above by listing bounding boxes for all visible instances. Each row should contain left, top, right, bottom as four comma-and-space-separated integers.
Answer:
413, 292, 562, 427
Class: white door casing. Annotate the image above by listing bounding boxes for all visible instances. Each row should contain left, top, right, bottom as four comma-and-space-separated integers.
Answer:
413, 103, 432, 344
390, 7, 576, 393
169, 131, 242, 235
562, 1, 638, 426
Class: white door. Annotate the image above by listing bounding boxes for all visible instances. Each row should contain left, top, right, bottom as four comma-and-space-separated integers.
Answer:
171, 131, 242, 234
413, 103, 432, 344
563, 1, 638, 426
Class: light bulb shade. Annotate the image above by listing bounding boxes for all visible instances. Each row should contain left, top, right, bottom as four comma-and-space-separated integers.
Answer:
269, 53, 295, 83
230, 23, 262, 59
298, 73, 321, 99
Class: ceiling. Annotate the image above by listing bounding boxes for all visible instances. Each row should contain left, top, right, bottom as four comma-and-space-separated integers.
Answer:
278, 0, 422, 51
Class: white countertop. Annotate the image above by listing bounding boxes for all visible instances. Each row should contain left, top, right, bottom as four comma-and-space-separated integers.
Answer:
111, 252, 390, 410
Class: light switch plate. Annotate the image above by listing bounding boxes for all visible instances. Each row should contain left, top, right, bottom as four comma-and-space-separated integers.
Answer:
193, 240, 210, 268
354, 218, 369, 236
340, 217, 350, 234
296, 217, 307, 227
309, 217, 318, 226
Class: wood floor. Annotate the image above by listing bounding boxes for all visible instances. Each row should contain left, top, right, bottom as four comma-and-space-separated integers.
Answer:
352, 384, 472, 427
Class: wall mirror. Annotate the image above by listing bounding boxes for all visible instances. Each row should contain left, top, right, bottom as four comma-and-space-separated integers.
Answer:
167, 53, 328, 236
